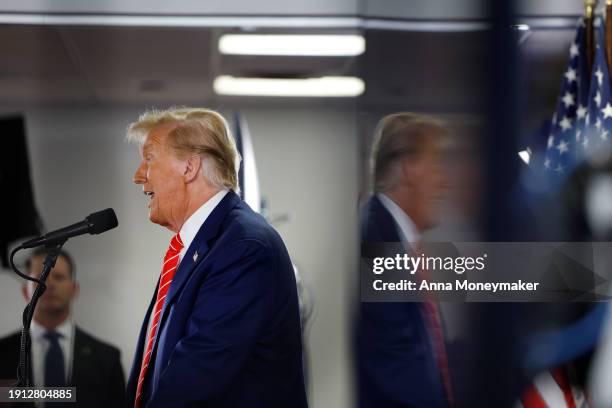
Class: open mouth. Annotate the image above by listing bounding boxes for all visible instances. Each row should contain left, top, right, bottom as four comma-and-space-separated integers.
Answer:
144, 191, 155, 207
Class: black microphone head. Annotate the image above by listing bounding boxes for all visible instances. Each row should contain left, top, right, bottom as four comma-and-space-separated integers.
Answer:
87, 208, 118, 234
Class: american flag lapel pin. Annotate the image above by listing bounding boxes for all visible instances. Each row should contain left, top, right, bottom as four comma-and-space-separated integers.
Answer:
193, 251, 199, 262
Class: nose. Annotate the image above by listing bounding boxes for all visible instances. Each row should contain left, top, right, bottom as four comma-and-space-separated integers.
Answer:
133, 161, 147, 185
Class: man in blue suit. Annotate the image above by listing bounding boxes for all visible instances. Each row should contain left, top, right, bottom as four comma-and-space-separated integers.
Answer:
125, 108, 307, 408
357, 112, 452, 407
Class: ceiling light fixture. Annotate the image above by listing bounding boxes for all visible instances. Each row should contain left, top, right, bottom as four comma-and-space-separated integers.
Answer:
218, 34, 365, 56
213, 75, 365, 97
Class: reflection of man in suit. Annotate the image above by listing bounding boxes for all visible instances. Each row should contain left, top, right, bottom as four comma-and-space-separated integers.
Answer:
357, 113, 451, 407
0, 249, 126, 407
126, 108, 307, 408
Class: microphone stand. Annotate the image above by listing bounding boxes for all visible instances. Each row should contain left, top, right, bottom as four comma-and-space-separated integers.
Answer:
16, 240, 66, 387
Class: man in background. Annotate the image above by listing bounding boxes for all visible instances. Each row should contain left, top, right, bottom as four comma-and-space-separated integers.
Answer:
356, 112, 453, 407
126, 108, 307, 407
0, 249, 125, 407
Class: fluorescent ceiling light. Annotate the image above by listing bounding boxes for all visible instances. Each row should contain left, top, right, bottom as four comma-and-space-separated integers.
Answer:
213, 75, 365, 97
218, 34, 365, 56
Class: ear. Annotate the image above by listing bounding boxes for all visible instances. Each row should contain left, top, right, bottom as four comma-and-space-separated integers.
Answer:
399, 158, 416, 188
21, 283, 31, 302
184, 155, 203, 184
72, 282, 80, 300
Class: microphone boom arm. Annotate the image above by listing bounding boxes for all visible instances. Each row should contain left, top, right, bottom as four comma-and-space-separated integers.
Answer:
15, 240, 66, 386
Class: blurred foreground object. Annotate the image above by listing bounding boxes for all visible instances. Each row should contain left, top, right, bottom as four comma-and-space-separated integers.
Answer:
0, 115, 42, 268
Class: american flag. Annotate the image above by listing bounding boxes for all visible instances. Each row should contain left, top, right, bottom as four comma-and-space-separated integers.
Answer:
542, 16, 612, 185
576, 17, 612, 164
541, 18, 590, 185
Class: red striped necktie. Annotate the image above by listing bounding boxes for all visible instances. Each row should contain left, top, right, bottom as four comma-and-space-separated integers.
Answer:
414, 242, 454, 407
521, 367, 584, 408
135, 233, 184, 408
421, 296, 454, 407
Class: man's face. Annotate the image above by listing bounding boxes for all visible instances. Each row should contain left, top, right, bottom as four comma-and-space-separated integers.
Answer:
133, 125, 188, 231
404, 133, 448, 230
24, 256, 77, 314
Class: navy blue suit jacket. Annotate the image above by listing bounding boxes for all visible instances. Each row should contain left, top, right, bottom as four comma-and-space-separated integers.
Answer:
127, 191, 308, 408
356, 195, 447, 408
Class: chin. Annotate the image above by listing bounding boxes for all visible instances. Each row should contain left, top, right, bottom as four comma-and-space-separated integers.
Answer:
148, 210, 162, 225
149, 213, 170, 229
39, 304, 66, 314
421, 215, 438, 231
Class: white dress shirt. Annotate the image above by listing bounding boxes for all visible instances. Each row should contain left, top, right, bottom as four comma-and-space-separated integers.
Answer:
377, 193, 421, 249
30, 318, 74, 387
177, 189, 228, 263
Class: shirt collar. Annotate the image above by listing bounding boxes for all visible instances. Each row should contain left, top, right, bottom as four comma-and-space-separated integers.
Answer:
179, 189, 228, 251
377, 193, 421, 248
30, 317, 73, 341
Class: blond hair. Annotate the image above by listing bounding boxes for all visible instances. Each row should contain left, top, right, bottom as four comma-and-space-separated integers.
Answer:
127, 107, 241, 192
371, 112, 447, 192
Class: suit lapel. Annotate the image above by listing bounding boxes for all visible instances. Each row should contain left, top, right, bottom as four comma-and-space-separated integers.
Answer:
152, 191, 241, 352
166, 191, 240, 306
71, 328, 94, 386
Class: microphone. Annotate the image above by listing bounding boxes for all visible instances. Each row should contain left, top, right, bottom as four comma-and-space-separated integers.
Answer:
20, 208, 118, 249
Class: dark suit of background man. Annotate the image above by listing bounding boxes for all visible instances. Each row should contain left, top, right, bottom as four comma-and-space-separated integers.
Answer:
0, 249, 126, 407
357, 113, 453, 407
125, 108, 307, 408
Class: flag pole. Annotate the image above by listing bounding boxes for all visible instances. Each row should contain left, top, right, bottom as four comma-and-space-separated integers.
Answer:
586, 0, 598, 77
606, 0, 612, 76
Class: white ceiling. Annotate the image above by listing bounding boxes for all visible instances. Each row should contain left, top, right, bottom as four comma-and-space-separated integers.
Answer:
0, 9, 578, 112
0, 25, 361, 106
0, 0, 358, 17
0, 0, 591, 20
